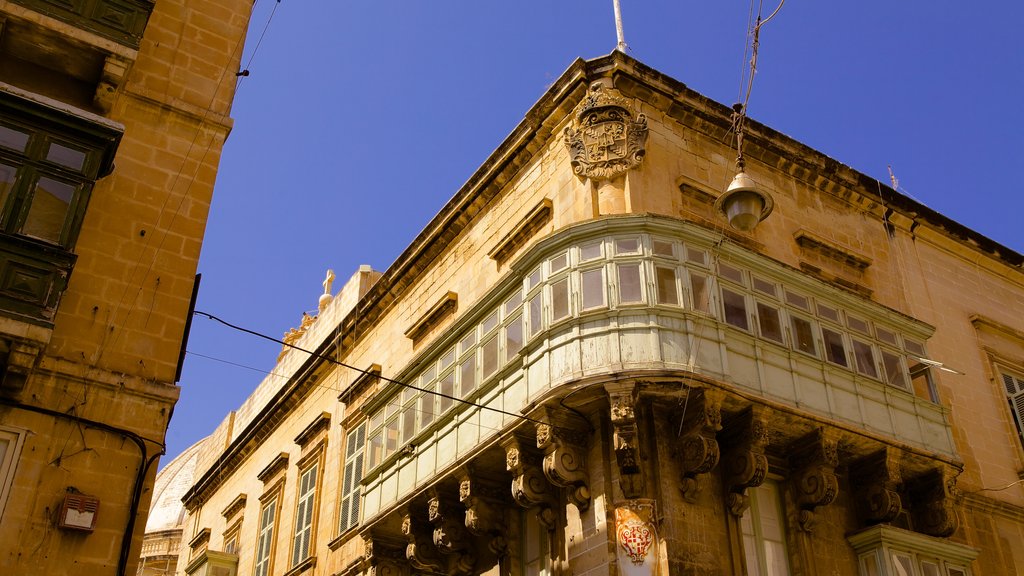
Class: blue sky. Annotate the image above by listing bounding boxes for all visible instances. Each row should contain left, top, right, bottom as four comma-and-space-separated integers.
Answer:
165, 1, 1024, 463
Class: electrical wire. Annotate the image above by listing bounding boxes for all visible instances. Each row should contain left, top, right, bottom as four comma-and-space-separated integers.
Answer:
194, 310, 553, 428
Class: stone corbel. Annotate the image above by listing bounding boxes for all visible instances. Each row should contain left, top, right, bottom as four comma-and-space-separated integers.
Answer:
502, 435, 557, 533
94, 54, 132, 113
363, 537, 409, 576
606, 382, 643, 498
536, 414, 591, 512
401, 512, 445, 575
789, 428, 841, 532
427, 490, 475, 575
721, 406, 771, 516
677, 388, 725, 502
851, 448, 903, 526
458, 471, 508, 556
1, 340, 42, 397
909, 466, 960, 537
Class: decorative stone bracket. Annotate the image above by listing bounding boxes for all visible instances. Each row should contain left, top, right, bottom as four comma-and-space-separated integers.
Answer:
502, 435, 557, 532
852, 448, 903, 526
909, 466, 960, 537
401, 512, 445, 575
458, 471, 508, 556
427, 490, 475, 575
607, 382, 643, 498
363, 537, 409, 576
789, 428, 841, 532
721, 406, 770, 516
537, 415, 591, 513
677, 387, 724, 502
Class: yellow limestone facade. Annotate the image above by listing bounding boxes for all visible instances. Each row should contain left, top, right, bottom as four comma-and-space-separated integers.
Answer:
0, 1, 252, 575
179, 53, 1024, 576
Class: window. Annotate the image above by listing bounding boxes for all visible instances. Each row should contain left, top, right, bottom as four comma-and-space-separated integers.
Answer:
523, 508, 550, 576
0, 426, 25, 519
722, 288, 749, 330
223, 524, 241, 555
822, 327, 848, 367
253, 496, 278, 576
756, 302, 784, 343
1000, 369, 1024, 449
740, 480, 791, 576
291, 462, 319, 566
790, 314, 817, 356
853, 339, 879, 379
338, 424, 365, 534
655, 266, 679, 305
0, 100, 119, 249
849, 524, 976, 576
581, 267, 605, 310
617, 262, 643, 304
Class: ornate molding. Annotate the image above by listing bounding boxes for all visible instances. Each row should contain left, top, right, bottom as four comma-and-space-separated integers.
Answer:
677, 388, 724, 502
502, 435, 552, 509
851, 448, 903, 526
537, 419, 591, 512
789, 428, 841, 532
909, 466, 960, 537
563, 81, 648, 181
721, 406, 770, 517
606, 382, 643, 498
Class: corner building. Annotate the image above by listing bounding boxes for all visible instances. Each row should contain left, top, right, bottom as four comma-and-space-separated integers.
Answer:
180, 53, 1024, 576
0, 1, 252, 574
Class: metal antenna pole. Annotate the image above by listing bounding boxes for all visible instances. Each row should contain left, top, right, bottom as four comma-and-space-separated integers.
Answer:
613, 0, 627, 51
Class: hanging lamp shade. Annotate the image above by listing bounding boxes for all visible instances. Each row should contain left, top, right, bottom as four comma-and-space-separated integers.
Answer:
715, 171, 774, 232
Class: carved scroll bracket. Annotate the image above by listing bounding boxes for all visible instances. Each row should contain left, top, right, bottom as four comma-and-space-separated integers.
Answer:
363, 537, 409, 576
677, 388, 725, 503
721, 406, 771, 517
401, 512, 445, 575
502, 434, 558, 535
852, 448, 903, 526
536, 409, 592, 513
909, 465, 960, 537
458, 471, 509, 557
606, 382, 643, 499
427, 490, 475, 575
789, 428, 841, 532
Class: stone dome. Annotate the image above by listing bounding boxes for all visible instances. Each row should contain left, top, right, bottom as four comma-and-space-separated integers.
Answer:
145, 437, 208, 532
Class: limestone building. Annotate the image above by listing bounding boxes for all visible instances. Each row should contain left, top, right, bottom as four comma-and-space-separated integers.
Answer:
0, 1, 251, 574
178, 52, 1024, 576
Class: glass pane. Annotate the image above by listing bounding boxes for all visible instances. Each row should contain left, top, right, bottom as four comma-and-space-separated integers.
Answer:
528, 293, 542, 336
581, 268, 605, 309
46, 142, 87, 171
920, 561, 940, 576
421, 364, 436, 386
656, 266, 678, 305
441, 348, 455, 369
618, 263, 642, 303
23, 177, 74, 243
752, 276, 776, 297
853, 340, 878, 378
505, 314, 523, 358
460, 356, 476, 397
401, 406, 416, 443
822, 328, 847, 366
580, 241, 602, 261
550, 252, 568, 273
757, 302, 784, 343
785, 289, 809, 310
718, 262, 744, 284
948, 567, 968, 576
615, 237, 640, 254
817, 303, 840, 323
722, 288, 748, 330
882, 350, 908, 389
482, 335, 498, 378
652, 238, 674, 257
460, 332, 477, 354
504, 291, 522, 315
848, 315, 870, 335
481, 310, 499, 334
691, 272, 711, 312
0, 126, 29, 151
0, 163, 16, 213
439, 372, 455, 412
384, 418, 399, 455
551, 278, 569, 321
904, 339, 926, 356
892, 553, 914, 576
686, 246, 707, 266
419, 387, 435, 427
527, 268, 541, 290
876, 326, 898, 346
791, 315, 817, 356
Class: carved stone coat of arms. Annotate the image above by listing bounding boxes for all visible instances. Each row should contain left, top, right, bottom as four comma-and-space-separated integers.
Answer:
564, 82, 648, 181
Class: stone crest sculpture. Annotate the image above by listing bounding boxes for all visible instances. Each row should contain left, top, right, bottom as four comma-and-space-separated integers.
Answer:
564, 82, 648, 181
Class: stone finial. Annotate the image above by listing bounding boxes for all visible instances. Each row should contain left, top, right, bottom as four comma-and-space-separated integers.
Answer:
319, 269, 335, 312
